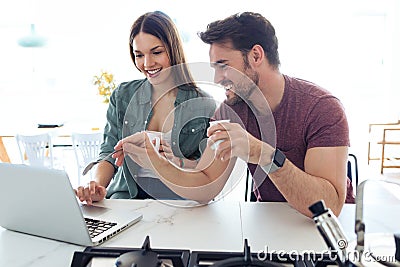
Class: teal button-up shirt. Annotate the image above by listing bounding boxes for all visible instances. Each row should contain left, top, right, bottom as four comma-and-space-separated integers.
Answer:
99, 79, 216, 199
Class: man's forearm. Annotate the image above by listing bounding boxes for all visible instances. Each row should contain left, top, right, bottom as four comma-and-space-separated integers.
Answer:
269, 159, 344, 218
151, 151, 236, 202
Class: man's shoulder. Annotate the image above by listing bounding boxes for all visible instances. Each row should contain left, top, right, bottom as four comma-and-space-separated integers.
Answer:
284, 74, 332, 98
282, 75, 345, 118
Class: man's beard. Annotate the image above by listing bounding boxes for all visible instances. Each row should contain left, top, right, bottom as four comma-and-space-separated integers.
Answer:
226, 68, 259, 106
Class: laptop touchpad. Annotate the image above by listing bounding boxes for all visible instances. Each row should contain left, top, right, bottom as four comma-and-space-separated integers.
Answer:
80, 204, 110, 217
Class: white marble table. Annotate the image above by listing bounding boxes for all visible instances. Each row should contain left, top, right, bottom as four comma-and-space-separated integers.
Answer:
0, 200, 356, 267
240, 202, 356, 253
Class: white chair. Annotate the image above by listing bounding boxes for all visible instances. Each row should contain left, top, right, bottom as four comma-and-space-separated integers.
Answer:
15, 133, 54, 168
71, 132, 103, 185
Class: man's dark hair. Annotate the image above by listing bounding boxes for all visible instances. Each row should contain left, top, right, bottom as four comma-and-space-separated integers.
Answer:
199, 12, 280, 69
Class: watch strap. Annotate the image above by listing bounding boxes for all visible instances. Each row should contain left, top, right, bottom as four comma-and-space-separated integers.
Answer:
261, 149, 286, 174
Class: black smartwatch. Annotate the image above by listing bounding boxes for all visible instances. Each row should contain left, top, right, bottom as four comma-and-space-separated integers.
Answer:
261, 149, 286, 174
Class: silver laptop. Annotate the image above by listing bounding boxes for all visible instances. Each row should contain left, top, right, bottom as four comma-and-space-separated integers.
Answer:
0, 163, 142, 246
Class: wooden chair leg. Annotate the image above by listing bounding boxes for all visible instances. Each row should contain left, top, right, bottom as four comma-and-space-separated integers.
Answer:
380, 144, 384, 174
367, 141, 371, 165
0, 137, 11, 163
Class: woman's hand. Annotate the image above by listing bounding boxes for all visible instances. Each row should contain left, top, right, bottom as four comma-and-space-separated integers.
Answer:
74, 181, 107, 205
160, 139, 181, 166
161, 140, 200, 169
113, 131, 164, 169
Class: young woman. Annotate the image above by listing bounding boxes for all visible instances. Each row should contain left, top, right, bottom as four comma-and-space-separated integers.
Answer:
75, 11, 215, 204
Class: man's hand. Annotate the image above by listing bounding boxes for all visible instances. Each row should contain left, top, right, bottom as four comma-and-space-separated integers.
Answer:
207, 121, 265, 164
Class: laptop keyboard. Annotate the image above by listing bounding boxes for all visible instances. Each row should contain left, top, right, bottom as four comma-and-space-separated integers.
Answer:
85, 218, 117, 238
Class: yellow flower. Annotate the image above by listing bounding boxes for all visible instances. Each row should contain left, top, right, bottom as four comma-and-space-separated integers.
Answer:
104, 73, 113, 83
93, 71, 116, 103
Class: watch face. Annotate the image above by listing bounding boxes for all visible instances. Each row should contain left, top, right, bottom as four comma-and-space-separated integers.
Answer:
274, 149, 286, 167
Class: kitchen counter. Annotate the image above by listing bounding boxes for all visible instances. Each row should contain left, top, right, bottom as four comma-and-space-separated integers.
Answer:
0, 200, 356, 267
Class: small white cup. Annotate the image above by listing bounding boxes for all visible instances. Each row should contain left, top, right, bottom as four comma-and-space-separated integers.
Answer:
209, 119, 231, 127
146, 131, 161, 151
209, 120, 230, 150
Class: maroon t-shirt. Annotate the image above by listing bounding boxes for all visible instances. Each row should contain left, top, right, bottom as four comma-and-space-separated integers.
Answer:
214, 74, 355, 203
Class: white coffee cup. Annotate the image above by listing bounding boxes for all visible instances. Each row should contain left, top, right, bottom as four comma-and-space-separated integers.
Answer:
209, 119, 231, 127
209, 120, 230, 150
145, 131, 161, 151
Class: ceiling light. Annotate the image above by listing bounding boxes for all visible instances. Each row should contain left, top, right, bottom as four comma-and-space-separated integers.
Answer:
17, 24, 46, 48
